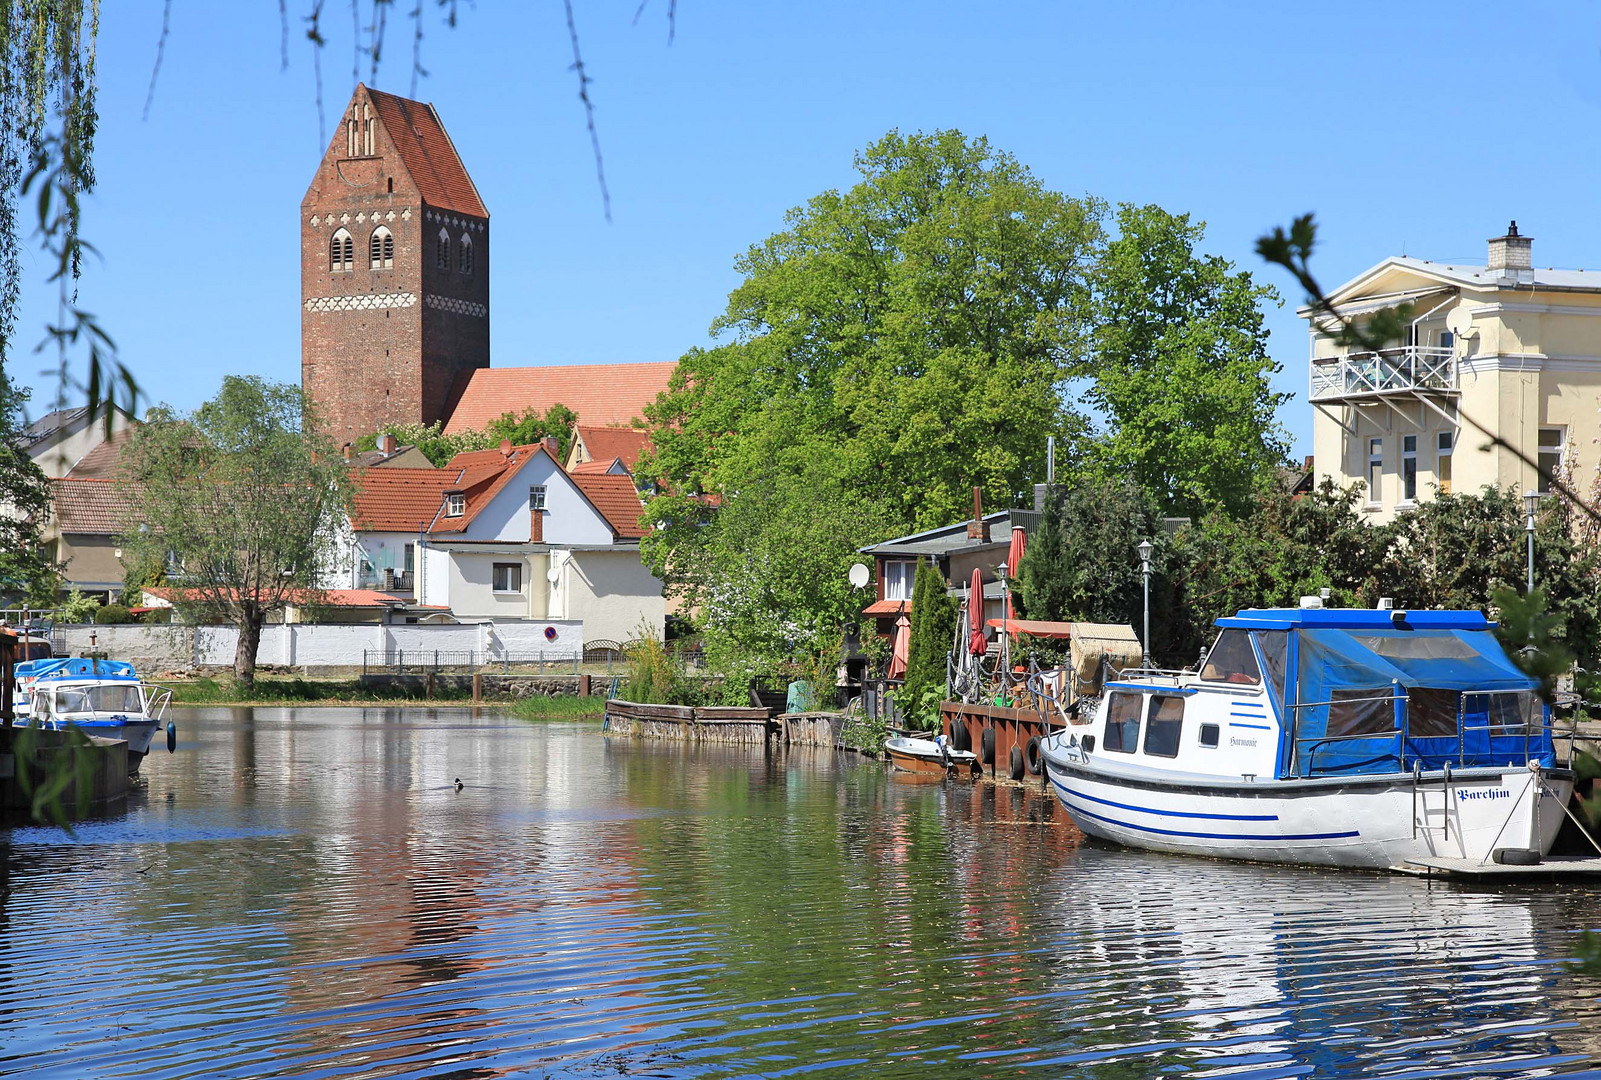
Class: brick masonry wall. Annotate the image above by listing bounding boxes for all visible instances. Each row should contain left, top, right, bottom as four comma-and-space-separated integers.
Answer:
301, 88, 489, 444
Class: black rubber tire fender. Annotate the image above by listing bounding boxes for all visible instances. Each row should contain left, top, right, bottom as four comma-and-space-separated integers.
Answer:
980, 725, 996, 766
950, 721, 971, 753
1008, 745, 1025, 782
1024, 735, 1043, 776
1493, 847, 1541, 866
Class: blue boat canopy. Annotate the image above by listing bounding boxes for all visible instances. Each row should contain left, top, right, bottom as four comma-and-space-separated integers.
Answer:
16, 657, 138, 682
1220, 608, 1494, 632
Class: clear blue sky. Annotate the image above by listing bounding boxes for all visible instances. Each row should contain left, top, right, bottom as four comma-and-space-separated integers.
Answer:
14, 2, 1601, 454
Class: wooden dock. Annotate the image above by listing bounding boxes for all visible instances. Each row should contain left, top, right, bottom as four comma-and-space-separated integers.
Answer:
604, 701, 776, 745
1401, 855, 1601, 878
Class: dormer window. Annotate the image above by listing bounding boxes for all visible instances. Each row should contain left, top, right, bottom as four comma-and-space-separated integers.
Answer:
460, 233, 473, 276
370, 226, 394, 270
329, 228, 354, 272
436, 229, 450, 271
445, 493, 465, 517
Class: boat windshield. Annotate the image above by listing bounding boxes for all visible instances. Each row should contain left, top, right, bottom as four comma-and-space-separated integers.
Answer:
52, 684, 143, 715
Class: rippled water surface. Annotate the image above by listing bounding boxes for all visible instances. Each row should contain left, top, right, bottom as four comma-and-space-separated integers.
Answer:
6, 706, 1601, 1078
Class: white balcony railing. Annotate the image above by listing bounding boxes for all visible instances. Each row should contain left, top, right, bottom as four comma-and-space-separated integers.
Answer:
1309, 346, 1458, 402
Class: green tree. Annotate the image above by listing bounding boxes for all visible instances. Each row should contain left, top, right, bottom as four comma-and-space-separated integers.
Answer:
641, 130, 1104, 676
483, 403, 580, 462
1086, 204, 1289, 517
119, 377, 353, 688
353, 421, 490, 468
1017, 488, 1070, 620
0, 369, 58, 605
901, 560, 956, 723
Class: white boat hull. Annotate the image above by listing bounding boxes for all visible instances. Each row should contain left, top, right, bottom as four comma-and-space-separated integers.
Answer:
1043, 739, 1572, 870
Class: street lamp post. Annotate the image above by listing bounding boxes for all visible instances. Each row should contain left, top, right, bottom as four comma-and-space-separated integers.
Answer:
1523, 490, 1541, 593
1137, 539, 1154, 667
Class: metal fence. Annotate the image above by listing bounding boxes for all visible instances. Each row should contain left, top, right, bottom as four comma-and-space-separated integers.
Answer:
361, 649, 583, 675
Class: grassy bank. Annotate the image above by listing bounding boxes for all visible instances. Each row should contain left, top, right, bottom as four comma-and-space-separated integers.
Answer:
168, 677, 605, 718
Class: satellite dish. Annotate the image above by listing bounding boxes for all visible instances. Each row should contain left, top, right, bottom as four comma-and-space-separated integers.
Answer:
848, 562, 870, 589
1445, 307, 1474, 338
546, 565, 561, 584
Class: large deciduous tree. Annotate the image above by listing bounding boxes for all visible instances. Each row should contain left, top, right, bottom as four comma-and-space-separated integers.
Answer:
119, 377, 352, 687
1086, 204, 1290, 518
0, 369, 59, 604
641, 129, 1104, 675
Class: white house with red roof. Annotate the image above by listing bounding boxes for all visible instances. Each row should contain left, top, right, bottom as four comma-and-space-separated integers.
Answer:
339, 439, 662, 644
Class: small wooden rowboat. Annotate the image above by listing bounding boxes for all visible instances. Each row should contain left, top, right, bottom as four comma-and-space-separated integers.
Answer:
885, 735, 982, 778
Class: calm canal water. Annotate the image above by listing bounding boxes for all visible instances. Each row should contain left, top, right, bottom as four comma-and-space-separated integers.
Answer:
4, 706, 1601, 1078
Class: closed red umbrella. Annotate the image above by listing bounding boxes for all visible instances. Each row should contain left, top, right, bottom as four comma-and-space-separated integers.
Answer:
1005, 525, 1027, 619
887, 611, 911, 680
968, 567, 988, 655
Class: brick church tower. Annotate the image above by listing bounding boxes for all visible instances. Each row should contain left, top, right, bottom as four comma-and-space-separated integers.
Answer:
301, 84, 489, 442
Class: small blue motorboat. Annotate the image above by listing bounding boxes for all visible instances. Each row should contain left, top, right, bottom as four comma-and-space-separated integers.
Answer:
13, 658, 176, 775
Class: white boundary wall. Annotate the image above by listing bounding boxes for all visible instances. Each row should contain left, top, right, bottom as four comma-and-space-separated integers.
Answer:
53, 620, 583, 671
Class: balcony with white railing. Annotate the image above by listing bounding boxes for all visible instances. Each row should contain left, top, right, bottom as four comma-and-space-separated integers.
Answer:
1309, 346, 1458, 403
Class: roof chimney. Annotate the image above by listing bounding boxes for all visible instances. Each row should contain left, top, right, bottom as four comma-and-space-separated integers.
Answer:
342, 442, 353, 462
377, 432, 397, 456
499, 438, 513, 457
1488, 220, 1532, 272
543, 436, 560, 458
966, 487, 991, 542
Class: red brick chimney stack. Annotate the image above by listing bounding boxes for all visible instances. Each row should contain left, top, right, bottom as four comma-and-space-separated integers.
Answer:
967, 487, 990, 542
543, 436, 560, 459
530, 504, 544, 542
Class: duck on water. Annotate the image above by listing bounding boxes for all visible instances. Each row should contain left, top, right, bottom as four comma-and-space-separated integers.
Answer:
1038, 603, 1579, 871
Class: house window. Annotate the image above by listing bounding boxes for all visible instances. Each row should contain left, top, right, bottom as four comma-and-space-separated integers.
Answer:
1538, 427, 1565, 493
445, 493, 465, 517
370, 226, 394, 269
492, 562, 522, 593
883, 560, 914, 601
436, 229, 450, 271
330, 229, 354, 272
1437, 329, 1455, 352
1401, 435, 1417, 503
460, 234, 473, 276
1436, 431, 1453, 495
1366, 438, 1383, 505
403, 543, 415, 574
529, 485, 547, 512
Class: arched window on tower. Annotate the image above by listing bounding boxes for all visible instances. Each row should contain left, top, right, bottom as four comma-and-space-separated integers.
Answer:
370, 226, 394, 270
436, 228, 450, 271
330, 228, 354, 272
460, 233, 473, 277
363, 103, 375, 155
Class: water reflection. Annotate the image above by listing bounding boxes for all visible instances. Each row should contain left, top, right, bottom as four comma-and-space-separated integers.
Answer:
0, 706, 1598, 1078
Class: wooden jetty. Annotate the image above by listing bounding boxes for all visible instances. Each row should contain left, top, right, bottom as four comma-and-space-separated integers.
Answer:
604, 701, 776, 745
1401, 855, 1601, 879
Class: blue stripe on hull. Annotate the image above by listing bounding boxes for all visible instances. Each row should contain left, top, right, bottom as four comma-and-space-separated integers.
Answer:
1068, 787, 1278, 821
1050, 776, 1360, 842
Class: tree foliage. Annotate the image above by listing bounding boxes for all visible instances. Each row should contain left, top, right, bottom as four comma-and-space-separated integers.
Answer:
357, 404, 582, 468
1085, 204, 1289, 517
119, 377, 353, 687
901, 560, 956, 723
0, 369, 57, 604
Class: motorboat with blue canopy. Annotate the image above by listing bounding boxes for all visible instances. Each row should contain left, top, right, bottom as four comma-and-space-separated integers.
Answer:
1036, 603, 1579, 871
14, 657, 176, 775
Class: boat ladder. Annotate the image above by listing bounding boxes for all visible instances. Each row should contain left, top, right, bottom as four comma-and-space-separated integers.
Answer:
1411, 760, 1454, 840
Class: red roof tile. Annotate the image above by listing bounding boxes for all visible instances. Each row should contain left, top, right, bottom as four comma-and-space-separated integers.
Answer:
365, 87, 487, 217
350, 467, 459, 533
50, 478, 134, 535
64, 428, 136, 479
571, 473, 647, 540
443, 363, 676, 434
575, 425, 652, 473
862, 599, 911, 617
570, 458, 623, 475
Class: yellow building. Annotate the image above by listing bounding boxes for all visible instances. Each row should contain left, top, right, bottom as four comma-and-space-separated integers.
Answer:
1308, 223, 1599, 522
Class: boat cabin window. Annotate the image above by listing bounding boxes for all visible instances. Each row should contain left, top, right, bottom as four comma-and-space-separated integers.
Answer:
1465, 691, 1538, 734
1143, 695, 1184, 758
1406, 686, 1460, 739
1200, 630, 1261, 685
1198, 723, 1219, 748
1255, 630, 1289, 702
1103, 692, 1142, 753
51, 685, 141, 715
1327, 688, 1395, 738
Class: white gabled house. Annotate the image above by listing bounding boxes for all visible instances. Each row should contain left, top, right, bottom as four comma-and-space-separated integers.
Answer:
339, 439, 664, 645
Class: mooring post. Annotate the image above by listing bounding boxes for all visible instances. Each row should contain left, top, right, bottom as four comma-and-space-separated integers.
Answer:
472, 671, 482, 704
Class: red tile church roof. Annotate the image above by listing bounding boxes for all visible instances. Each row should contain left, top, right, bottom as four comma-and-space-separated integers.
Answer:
366, 86, 487, 217
444, 362, 676, 434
